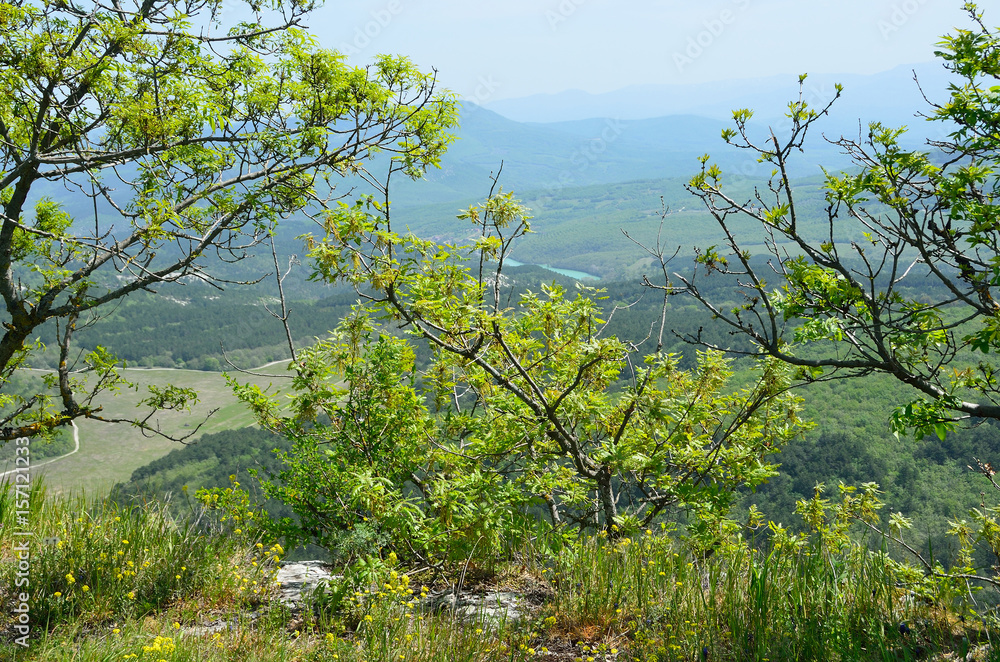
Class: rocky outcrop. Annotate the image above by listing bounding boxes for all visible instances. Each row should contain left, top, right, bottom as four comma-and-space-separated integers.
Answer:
275, 561, 338, 607
423, 589, 525, 624
184, 560, 530, 636
182, 561, 337, 636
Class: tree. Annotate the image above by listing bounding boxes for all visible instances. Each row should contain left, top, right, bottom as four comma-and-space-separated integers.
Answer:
232, 315, 536, 567
669, 2, 1000, 440
231, 173, 808, 566
0, 0, 456, 440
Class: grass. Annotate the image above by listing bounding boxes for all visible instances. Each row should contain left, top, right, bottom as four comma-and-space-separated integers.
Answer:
1, 362, 295, 495
545, 531, 978, 661
3, 481, 998, 661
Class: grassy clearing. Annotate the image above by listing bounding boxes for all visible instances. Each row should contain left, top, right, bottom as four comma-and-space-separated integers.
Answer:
2, 484, 996, 661
2, 362, 294, 494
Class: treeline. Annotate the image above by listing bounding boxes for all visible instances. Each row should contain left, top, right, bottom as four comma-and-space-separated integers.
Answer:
29, 287, 359, 371
111, 427, 294, 529
32, 261, 754, 372
111, 426, 330, 560
116, 426, 290, 496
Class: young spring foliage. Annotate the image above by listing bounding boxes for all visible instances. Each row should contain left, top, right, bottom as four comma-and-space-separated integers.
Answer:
0, 0, 457, 440
232, 177, 810, 565
230, 317, 535, 567
678, 3, 1000, 440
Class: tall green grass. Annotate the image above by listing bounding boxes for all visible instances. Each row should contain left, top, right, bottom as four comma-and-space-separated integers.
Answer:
0, 479, 279, 635
544, 528, 987, 661
2, 484, 995, 661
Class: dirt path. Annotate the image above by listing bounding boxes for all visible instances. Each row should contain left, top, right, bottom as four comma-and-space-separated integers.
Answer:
0, 421, 79, 480
1, 359, 292, 483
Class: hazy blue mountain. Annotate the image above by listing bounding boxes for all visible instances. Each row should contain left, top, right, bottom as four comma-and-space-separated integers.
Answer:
50, 65, 950, 226
383, 103, 859, 209
481, 62, 956, 135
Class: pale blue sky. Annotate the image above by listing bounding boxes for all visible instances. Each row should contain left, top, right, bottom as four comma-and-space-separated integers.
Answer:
305, 0, 974, 101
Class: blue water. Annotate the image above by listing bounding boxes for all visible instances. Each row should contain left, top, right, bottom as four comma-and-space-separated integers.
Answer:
504, 258, 600, 281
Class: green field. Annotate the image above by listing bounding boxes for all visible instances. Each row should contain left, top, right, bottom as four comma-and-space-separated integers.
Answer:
1, 362, 295, 494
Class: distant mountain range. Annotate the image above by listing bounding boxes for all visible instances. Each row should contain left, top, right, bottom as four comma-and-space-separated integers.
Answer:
47, 63, 956, 221
380, 63, 955, 208
480, 63, 955, 130
47, 62, 959, 282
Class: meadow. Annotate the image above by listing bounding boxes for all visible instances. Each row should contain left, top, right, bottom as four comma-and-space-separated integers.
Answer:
0, 363, 295, 495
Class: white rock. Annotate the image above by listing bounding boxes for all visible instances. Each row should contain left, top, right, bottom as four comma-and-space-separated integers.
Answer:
275, 561, 338, 607
424, 589, 524, 624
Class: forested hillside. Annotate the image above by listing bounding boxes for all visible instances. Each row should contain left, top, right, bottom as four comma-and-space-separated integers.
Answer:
106, 251, 1000, 570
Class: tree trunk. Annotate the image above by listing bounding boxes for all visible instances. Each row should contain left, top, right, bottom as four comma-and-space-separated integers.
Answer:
597, 466, 618, 534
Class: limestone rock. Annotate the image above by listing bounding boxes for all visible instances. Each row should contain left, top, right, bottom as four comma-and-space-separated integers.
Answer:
183, 561, 337, 637
275, 560, 338, 607
424, 589, 525, 624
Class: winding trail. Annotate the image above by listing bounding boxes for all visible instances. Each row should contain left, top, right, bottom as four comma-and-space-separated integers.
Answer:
0, 421, 79, 480
0, 358, 290, 480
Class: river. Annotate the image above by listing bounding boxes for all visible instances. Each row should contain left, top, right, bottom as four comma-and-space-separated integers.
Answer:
504, 258, 600, 281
